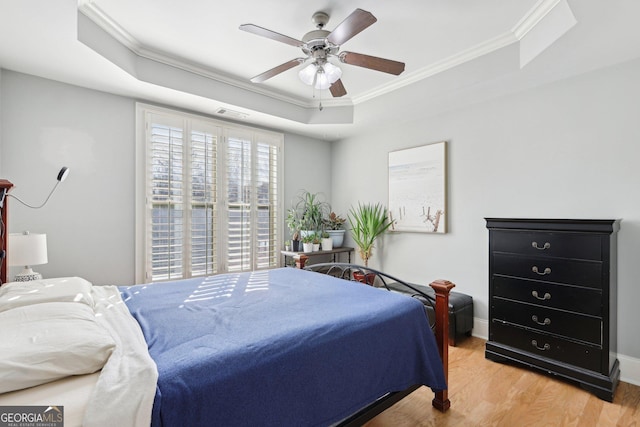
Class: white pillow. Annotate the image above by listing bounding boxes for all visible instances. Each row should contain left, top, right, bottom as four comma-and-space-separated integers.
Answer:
0, 277, 94, 312
0, 302, 116, 393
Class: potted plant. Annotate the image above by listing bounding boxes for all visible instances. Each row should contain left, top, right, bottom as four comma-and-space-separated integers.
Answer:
284, 240, 291, 251
323, 211, 346, 248
320, 231, 333, 251
302, 233, 315, 253
293, 190, 330, 238
286, 207, 301, 251
348, 202, 394, 268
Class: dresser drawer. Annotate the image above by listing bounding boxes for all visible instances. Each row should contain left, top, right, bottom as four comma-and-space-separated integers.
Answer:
492, 230, 602, 261
490, 321, 601, 372
493, 253, 603, 289
492, 276, 602, 316
492, 298, 602, 345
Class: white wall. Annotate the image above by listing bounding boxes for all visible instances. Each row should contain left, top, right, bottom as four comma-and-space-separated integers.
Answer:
0, 71, 332, 285
283, 132, 333, 240
331, 58, 640, 366
1, 71, 136, 285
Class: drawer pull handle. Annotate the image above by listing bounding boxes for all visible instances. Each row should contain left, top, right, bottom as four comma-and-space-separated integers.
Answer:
532, 315, 551, 326
531, 340, 551, 351
532, 290, 551, 300
532, 266, 551, 275
532, 241, 551, 250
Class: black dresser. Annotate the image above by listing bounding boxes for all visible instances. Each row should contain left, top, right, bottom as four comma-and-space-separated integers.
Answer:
485, 218, 620, 401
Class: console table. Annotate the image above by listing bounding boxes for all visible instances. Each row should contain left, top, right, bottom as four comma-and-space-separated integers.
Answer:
282, 247, 354, 269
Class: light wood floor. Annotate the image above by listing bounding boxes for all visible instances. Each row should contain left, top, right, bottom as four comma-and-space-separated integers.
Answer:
365, 337, 640, 427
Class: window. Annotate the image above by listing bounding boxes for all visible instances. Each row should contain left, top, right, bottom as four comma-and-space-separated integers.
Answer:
136, 105, 283, 282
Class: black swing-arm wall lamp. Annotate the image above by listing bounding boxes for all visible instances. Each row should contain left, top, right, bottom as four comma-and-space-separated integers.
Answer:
0, 167, 70, 283
0, 166, 70, 209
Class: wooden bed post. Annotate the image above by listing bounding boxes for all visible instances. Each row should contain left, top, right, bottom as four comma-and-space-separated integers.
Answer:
430, 279, 454, 412
1, 180, 14, 285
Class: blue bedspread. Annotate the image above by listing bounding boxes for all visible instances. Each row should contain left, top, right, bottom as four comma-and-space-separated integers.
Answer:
120, 268, 446, 427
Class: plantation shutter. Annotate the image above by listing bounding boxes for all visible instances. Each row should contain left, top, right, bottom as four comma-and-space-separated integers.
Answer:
224, 130, 280, 272
255, 136, 280, 269
225, 130, 252, 272
189, 120, 219, 277
141, 106, 282, 282
147, 114, 185, 281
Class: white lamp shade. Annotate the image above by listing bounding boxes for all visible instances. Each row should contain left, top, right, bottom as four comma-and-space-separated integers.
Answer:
8, 233, 48, 267
298, 63, 317, 86
298, 62, 342, 90
315, 72, 331, 90
322, 62, 342, 84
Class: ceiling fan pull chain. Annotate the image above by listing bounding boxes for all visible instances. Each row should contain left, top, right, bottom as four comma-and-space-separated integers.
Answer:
310, 68, 323, 110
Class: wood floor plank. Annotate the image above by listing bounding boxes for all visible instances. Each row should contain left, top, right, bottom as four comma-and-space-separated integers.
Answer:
616, 382, 640, 425
363, 337, 640, 427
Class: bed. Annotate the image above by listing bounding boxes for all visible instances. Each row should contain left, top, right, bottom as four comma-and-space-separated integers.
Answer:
0, 182, 453, 426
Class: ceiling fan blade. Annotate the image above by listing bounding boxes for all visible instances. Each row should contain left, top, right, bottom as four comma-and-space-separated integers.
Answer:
327, 9, 377, 46
330, 79, 347, 97
339, 51, 405, 75
250, 58, 306, 83
239, 24, 304, 48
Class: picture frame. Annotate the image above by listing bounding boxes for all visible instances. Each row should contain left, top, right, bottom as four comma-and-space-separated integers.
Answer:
388, 141, 447, 233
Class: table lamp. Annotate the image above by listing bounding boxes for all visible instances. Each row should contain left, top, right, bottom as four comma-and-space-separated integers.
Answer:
8, 231, 48, 281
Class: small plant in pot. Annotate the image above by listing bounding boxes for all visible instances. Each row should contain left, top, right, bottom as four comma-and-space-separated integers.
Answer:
320, 231, 333, 251
302, 233, 315, 253
286, 207, 301, 251
312, 233, 321, 252
348, 202, 394, 283
323, 212, 347, 248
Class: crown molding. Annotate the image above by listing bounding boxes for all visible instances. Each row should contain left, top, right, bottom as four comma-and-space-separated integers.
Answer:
78, 0, 563, 109
353, 30, 518, 105
78, 1, 339, 109
354, 0, 567, 105
512, 0, 564, 40
78, 0, 140, 50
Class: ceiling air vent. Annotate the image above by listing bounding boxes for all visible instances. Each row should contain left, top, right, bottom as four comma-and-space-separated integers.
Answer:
215, 108, 248, 120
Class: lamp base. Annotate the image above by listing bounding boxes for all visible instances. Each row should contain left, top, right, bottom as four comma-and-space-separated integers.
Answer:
14, 267, 42, 282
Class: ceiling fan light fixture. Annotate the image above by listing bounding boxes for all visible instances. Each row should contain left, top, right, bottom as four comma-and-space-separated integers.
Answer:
299, 62, 342, 90
314, 71, 332, 90
322, 62, 342, 84
298, 63, 318, 86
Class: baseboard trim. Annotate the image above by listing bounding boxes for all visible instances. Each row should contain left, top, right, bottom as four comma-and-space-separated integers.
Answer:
471, 317, 488, 341
618, 353, 640, 386
470, 317, 640, 386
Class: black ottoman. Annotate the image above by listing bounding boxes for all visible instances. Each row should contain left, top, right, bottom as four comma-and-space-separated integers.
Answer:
387, 281, 474, 346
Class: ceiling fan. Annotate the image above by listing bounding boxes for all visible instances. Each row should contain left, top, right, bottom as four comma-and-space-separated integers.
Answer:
239, 8, 405, 98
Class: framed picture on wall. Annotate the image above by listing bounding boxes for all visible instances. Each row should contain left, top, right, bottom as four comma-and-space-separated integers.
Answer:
388, 141, 447, 233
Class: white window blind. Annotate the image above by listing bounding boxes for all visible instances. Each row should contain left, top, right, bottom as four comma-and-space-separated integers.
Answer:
225, 130, 280, 272
139, 107, 282, 282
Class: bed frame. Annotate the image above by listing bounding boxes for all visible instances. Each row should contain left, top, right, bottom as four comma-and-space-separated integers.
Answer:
0, 179, 14, 285
0, 182, 452, 422
303, 262, 453, 423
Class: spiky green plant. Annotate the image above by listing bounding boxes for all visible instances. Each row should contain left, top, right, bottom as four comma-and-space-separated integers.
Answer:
348, 202, 393, 266
293, 190, 330, 233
